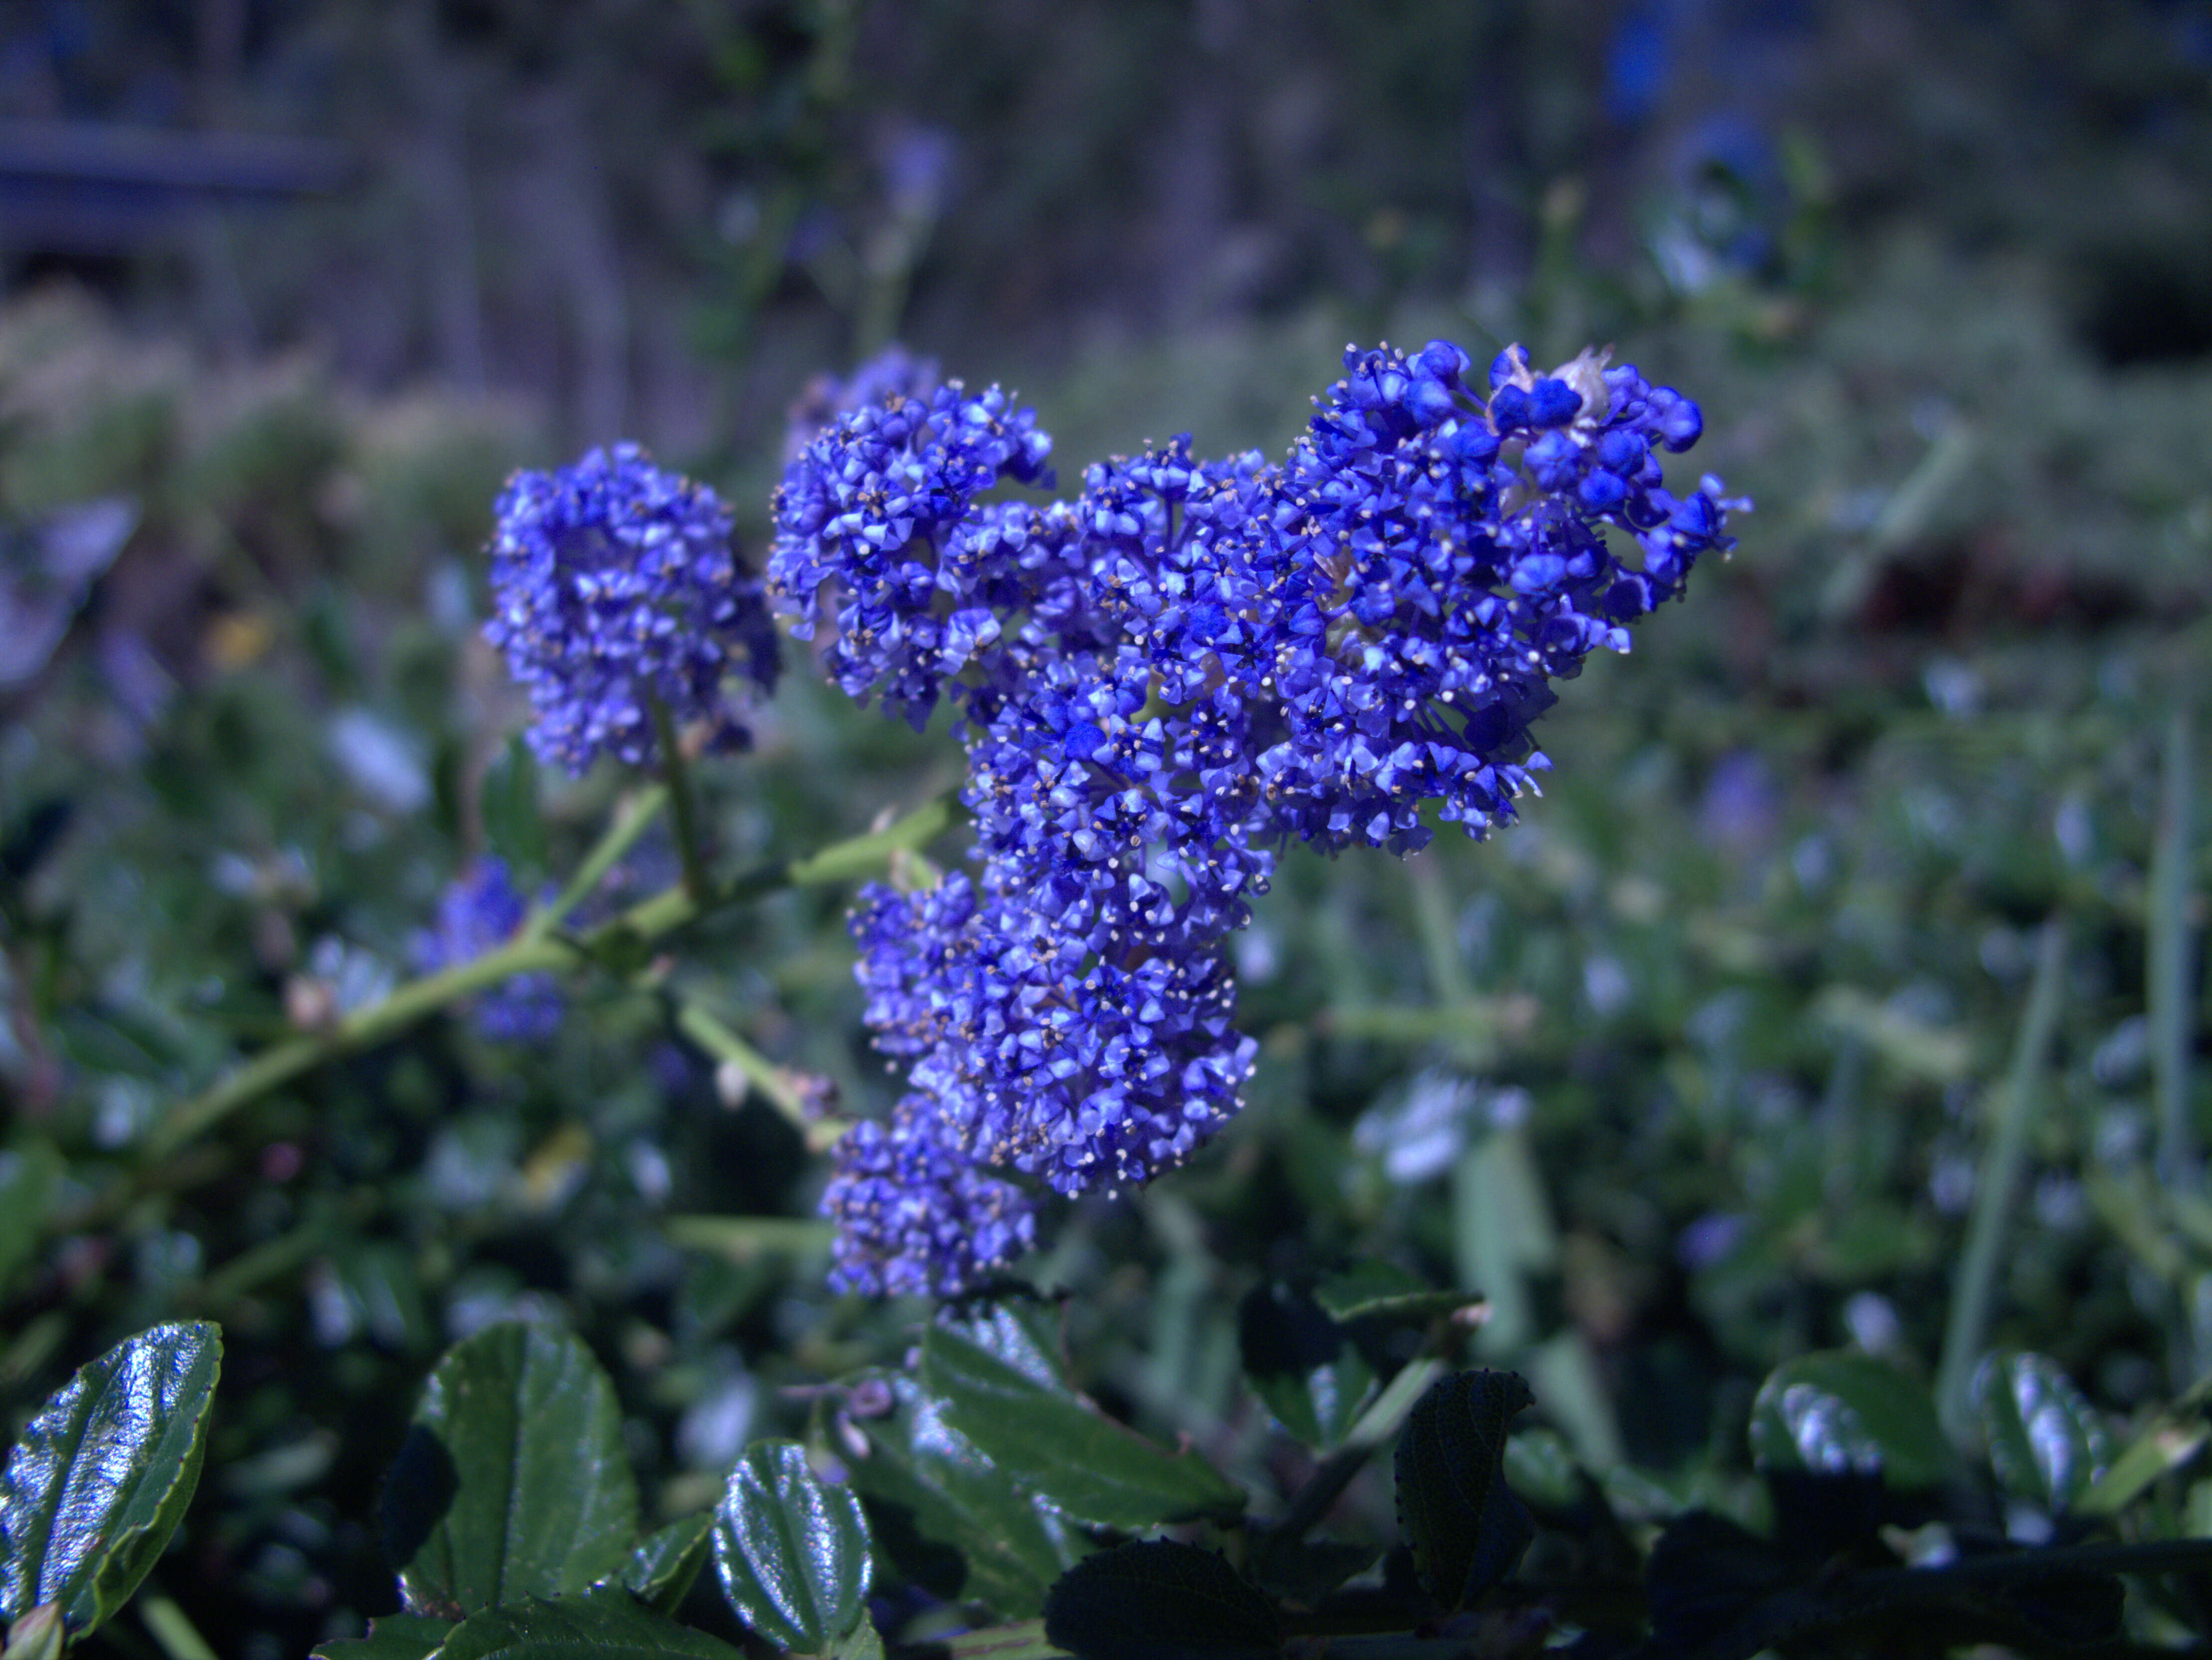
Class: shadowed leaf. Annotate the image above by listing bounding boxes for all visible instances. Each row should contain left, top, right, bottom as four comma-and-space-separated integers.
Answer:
1391, 1369, 1534, 1612
1044, 1539, 1281, 1660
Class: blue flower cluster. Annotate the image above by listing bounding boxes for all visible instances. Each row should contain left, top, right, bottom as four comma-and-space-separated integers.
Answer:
778, 340, 1743, 1296
413, 857, 563, 1044
484, 444, 780, 775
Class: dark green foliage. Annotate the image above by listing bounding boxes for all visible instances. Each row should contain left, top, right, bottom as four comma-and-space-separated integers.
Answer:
920, 1321, 1245, 1530
1043, 1541, 1281, 1660
1391, 1370, 1536, 1614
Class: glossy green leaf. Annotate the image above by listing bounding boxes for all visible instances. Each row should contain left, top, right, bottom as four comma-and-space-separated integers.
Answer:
622, 1515, 715, 1614
1312, 1263, 1472, 1326
1236, 1283, 1374, 1452
380, 1322, 639, 1619
0, 1320, 222, 1636
435, 1588, 744, 1660
923, 1325, 1244, 1530
1975, 1353, 2109, 1513
843, 1375, 1083, 1618
935, 1298, 1066, 1389
1392, 1370, 1534, 1613
1749, 1351, 1950, 1490
713, 1440, 872, 1654
1042, 1540, 1281, 1660
0, 1141, 60, 1296
309, 1614, 452, 1660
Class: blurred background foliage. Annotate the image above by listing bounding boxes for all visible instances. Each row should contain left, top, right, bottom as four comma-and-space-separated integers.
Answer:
3, 0, 2212, 1655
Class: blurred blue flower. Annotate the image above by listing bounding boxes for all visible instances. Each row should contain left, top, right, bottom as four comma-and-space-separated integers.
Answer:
484, 444, 779, 774
413, 857, 562, 1044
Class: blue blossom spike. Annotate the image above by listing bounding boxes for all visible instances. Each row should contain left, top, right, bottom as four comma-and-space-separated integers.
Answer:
820, 1099, 1039, 1297
413, 857, 563, 1043
780, 335, 1742, 1296
484, 444, 780, 775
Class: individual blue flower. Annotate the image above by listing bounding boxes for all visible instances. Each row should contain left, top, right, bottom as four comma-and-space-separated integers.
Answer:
484, 444, 780, 774
413, 857, 563, 1044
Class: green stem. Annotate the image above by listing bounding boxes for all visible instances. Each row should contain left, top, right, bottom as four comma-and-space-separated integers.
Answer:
648, 696, 712, 901
674, 998, 849, 1150
661, 1214, 835, 1259
526, 782, 668, 941
1271, 1353, 1448, 1546
1936, 916, 2067, 1447
135, 1596, 218, 1660
141, 793, 958, 1163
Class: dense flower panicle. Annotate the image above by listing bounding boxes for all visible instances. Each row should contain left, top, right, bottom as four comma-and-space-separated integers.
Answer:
413, 858, 562, 1044
820, 1098, 1039, 1297
484, 444, 780, 775
768, 342, 1740, 1295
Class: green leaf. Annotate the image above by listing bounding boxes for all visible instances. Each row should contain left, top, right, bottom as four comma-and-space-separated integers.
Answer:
1501, 1426, 1583, 1514
1235, 1283, 1374, 1452
434, 1588, 744, 1660
935, 1298, 1066, 1389
0, 1141, 61, 1296
380, 1322, 639, 1619
713, 1441, 872, 1654
922, 1325, 1244, 1531
621, 1515, 714, 1615
1749, 1351, 1951, 1490
1043, 1540, 1281, 1660
481, 735, 548, 882
843, 1375, 1083, 1618
1975, 1353, 2110, 1513
1311, 1263, 1472, 1326
309, 1614, 453, 1660
1391, 1369, 1534, 1613
0, 1320, 222, 1636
